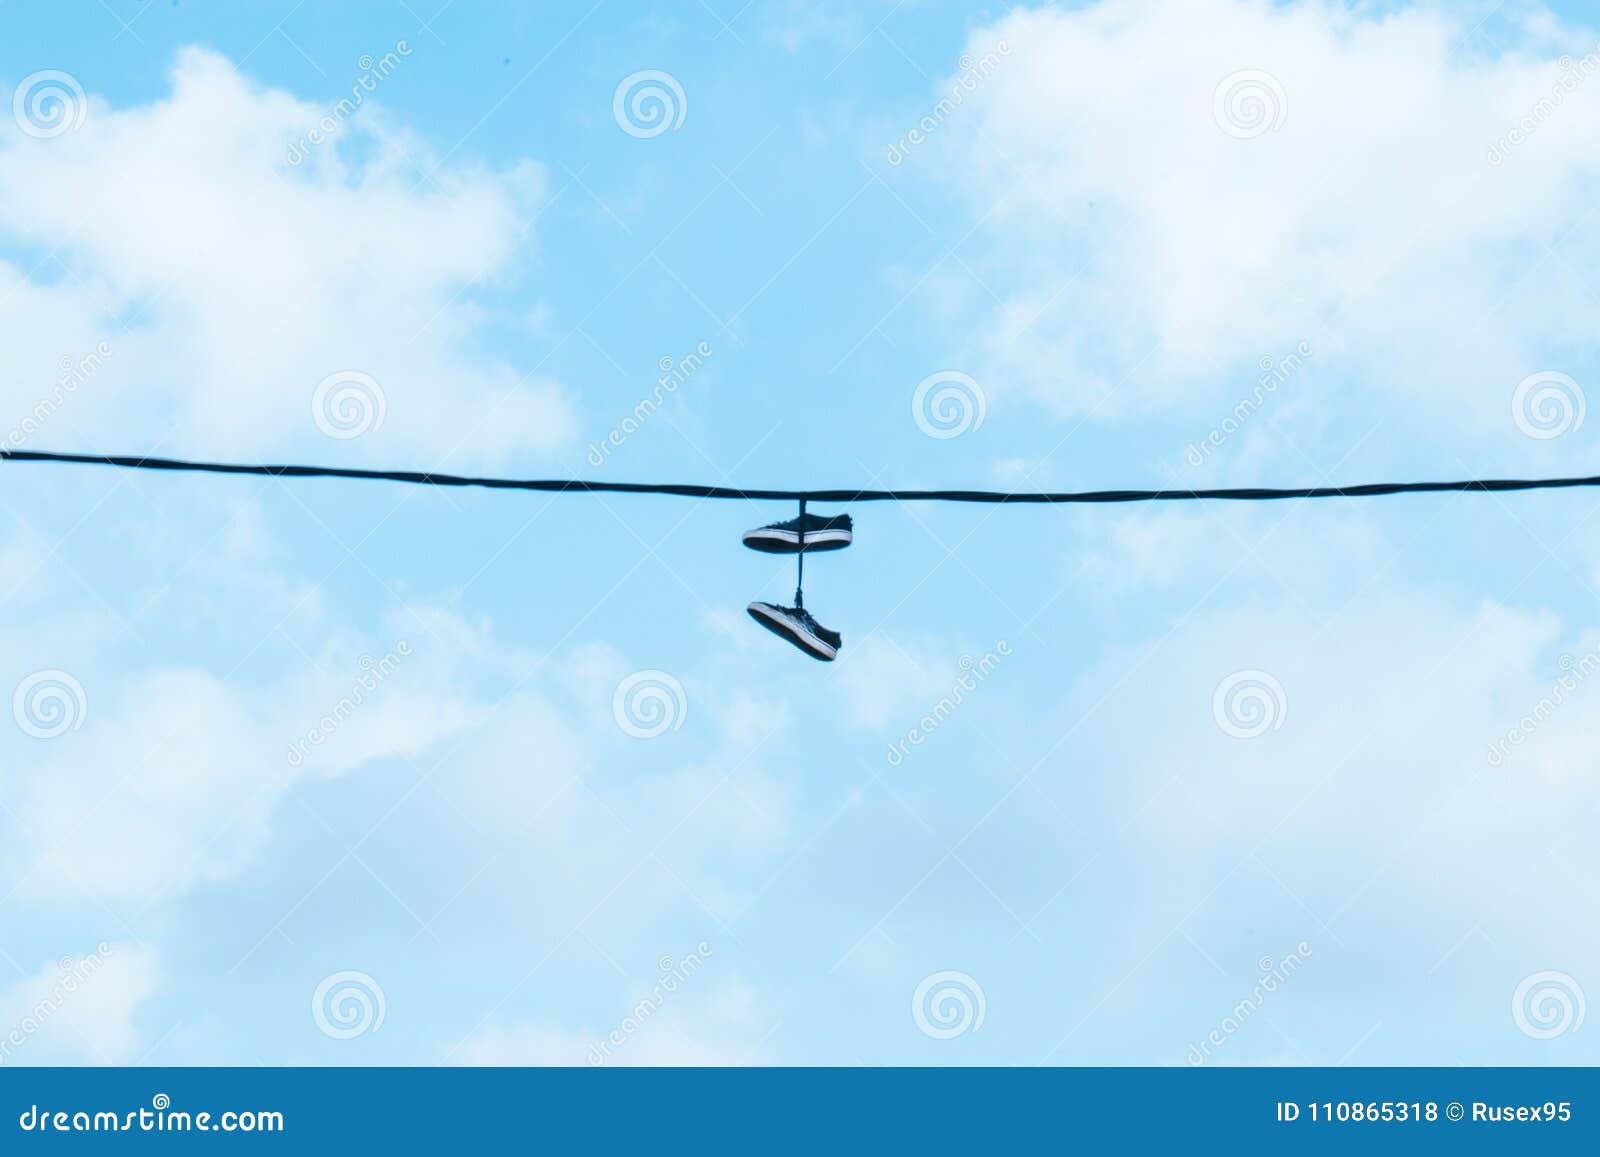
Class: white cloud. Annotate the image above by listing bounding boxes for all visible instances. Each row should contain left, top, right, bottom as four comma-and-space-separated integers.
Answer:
1072, 505, 1385, 596
933, 0, 1600, 445
430, 679, 793, 933
1059, 583, 1594, 947
4, 589, 793, 940
2, 601, 490, 906
0, 521, 50, 603
453, 978, 773, 1065
0, 943, 159, 1065
0, 47, 574, 464
834, 634, 968, 730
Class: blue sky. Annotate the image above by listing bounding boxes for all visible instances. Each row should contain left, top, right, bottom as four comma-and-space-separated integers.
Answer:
2, 0, 1599, 1065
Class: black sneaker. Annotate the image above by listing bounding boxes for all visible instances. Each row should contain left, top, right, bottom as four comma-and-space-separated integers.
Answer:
741, 512, 852, 554
746, 601, 842, 661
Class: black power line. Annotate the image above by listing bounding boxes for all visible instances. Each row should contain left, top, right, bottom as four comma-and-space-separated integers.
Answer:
5, 448, 1600, 504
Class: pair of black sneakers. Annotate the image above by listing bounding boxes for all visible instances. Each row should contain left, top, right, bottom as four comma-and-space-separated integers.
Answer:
743, 511, 851, 662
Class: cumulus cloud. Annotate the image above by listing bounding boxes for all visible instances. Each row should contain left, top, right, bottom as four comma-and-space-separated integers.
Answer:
0, 47, 574, 464
930, 0, 1600, 448
1048, 582, 1595, 958
1, 536, 793, 938
430, 678, 793, 937
3, 608, 487, 907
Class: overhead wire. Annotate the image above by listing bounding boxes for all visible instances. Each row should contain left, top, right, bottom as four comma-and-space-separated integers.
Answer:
5, 449, 1600, 505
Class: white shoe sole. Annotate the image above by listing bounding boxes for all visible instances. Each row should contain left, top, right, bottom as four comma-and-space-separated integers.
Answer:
741, 528, 852, 552
747, 603, 838, 661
